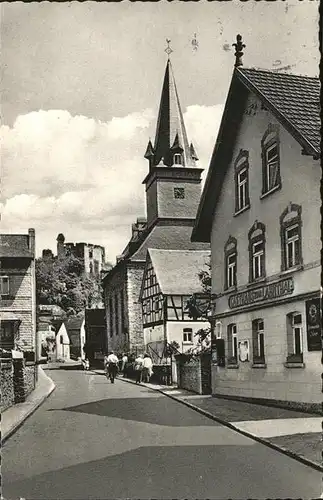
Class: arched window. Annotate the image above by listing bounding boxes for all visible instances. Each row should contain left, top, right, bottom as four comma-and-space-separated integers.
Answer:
280, 203, 302, 271
248, 221, 266, 282
234, 149, 250, 214
261, 124, 281, 195
224, 236, 237, 290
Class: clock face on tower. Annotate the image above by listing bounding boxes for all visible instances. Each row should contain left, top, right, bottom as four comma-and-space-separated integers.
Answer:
174, 187, 185, 199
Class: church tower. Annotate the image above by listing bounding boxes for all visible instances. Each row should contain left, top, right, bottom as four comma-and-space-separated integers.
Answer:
143, 59, 203, 228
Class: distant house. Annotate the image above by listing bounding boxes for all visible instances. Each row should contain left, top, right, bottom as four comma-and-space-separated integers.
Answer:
192, 38, 321, 411
139, 249, 211, 362
55, 322, 70, 362
65, 316, 86, 360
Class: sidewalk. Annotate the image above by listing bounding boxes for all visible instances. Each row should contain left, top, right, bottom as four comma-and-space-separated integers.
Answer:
96, 370, 322, 472
2, 366, 55, 444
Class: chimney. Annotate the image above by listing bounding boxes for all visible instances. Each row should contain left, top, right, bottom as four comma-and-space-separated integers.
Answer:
28, 228, 35, 256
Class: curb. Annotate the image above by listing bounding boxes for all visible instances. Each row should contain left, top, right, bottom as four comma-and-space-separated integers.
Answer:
2, 368, 56, 444
115, 375, 323, 473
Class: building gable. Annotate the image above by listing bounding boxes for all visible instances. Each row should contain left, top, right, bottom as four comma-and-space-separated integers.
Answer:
192, 68, 320, 243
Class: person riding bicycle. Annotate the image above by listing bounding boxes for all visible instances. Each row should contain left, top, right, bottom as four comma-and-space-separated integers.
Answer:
104, 351, 119, 383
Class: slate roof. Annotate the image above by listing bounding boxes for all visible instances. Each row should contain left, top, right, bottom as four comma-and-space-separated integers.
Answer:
238, 68, 320, 155
150, 60, 196, 167
0, 234, 34, 258
148, 249, 210, 295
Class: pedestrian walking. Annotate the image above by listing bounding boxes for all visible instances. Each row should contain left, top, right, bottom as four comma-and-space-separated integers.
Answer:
134, 354, 144, 384
104, 351, 119, 383
121, 353, 128, 377
142, 353, 153, 383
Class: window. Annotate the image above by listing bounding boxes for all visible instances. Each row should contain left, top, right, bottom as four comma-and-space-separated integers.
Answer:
248, 221, 266, 282
0, 276, 10, 296
224, 236, 237, 290
60, 335, 63, 344
252, 319, 265, 363
261, 124, 281, 195
234, 150, 250, 214
286, 312, 303, 362
174, 187, 185, 199
94, 260, 99, 275
89, 249, 93, 259
89, 262, 93, 275
0, 321, 15, 350
174, 153, 182, 165
227, 323, 238, 363
183, 328, 193, 343
280, 204, 302, 271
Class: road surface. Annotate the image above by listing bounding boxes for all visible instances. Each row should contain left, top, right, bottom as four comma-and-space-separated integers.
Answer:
2, 369, 321, 499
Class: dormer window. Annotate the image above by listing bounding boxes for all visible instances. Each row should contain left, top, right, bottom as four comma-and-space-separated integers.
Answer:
174, 153, 182, 165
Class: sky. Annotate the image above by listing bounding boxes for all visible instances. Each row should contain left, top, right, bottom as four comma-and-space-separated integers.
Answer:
0, 1, 319, 264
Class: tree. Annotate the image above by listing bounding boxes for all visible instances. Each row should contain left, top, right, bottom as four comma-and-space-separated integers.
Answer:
185, 257, 213, 355
36, 254, 102, 316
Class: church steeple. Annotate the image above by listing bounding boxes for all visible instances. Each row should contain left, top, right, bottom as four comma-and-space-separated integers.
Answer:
147, 60, 196, 168
142, 55, 203, 229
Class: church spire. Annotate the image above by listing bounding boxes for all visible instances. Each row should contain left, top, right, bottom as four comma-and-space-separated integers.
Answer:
149, 59, 196, 168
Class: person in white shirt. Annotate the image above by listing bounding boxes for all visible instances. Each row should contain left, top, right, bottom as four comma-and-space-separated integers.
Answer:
134, 355, 144, 384
142, 354, 153, 383
121, 353, 128, 377
104, 351, 119, 383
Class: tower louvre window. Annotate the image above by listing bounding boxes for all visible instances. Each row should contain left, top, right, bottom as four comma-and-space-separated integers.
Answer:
174, 153, 182, 165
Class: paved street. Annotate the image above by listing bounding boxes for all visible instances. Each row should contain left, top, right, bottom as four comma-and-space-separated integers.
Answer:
2, 370, 321, 500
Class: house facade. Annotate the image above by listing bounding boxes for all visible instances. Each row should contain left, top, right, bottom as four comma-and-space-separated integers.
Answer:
140, 249, 210, 362
192, 47, 321, 410
103, 58, 209, 355
55, 322, 70, 362
0, 229, 37, 354
65, 316, 86, 360
0, 229, 38, 410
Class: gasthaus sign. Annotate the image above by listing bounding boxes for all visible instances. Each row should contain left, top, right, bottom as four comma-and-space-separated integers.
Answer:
229, 277, 294, 309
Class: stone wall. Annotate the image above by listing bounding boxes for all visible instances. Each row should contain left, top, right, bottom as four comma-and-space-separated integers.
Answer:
0, 362, 14, 411
127, 264, 145, 354
178, 358, 202, 394
0, 359, 36, 412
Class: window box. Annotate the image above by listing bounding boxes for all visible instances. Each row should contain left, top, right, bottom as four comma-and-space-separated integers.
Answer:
252, 362, 267, 368
260, 183, 281, 200
286, 353, 303, 364
23, 350, 35, 363
253, 355, 266, 365
233, 204, 250, 217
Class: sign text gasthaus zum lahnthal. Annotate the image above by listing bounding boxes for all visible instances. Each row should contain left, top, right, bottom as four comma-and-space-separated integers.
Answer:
229, 277, 294, 309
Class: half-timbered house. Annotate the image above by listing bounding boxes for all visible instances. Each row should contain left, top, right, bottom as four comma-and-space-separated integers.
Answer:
140, 249, 210, 362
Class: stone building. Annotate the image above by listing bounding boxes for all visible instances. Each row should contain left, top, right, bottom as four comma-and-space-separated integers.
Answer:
0, 228, 38, 410
103, 58, 209, 355
0, 228, 37, 353
192, 37, 321, 411
56, 233, 108, 276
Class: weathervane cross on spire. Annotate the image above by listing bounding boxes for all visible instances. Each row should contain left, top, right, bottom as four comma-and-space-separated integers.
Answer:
165, 39, 173, 59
